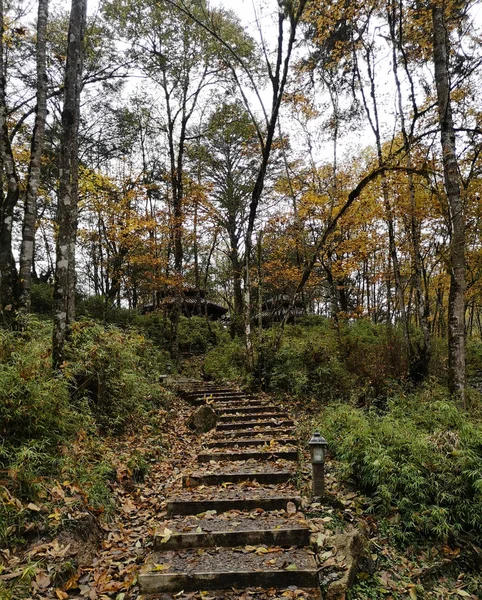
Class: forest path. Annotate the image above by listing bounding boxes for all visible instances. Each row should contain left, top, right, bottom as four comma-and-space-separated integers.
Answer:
138, 381, 322, 600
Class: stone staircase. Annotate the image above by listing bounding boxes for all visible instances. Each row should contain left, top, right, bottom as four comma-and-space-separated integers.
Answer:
139, 382, 321, 599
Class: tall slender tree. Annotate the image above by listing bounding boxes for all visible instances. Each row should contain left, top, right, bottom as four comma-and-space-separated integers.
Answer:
0, 0, 20, 320
18, 0, 50, 310
195, 101, 259, 337
432, 2, 466, 404
52, 0, 87, 369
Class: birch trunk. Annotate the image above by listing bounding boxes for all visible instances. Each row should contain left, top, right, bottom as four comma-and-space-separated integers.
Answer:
52, 0, 87, 368
432, 4, 466, 404
19, 0, 49, 310
0, 0, 20, 317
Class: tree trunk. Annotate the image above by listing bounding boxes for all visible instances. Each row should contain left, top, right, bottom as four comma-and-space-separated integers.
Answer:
356, 39, 410, 356
388, 1, 431, 381
228, 223, 244, 338
432, 4, 466, 405
0, 0, 20, 319
52, 0, 87, 369
18, 0, 49, 310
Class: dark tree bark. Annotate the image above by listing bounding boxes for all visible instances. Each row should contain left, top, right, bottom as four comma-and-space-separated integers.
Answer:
18, 0, 49, 310
243, 0, 308, 370
0, 0, 20, 319
432, 3, 466, 405
52, 0, 87, 369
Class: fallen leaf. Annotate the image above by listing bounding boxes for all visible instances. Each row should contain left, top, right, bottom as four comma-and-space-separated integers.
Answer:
35, 572, 51, 589
286, 501, 297, 515
121, 498, 136, 513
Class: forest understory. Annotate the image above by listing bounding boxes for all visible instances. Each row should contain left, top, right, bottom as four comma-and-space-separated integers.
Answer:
1, 314, 482, 600
2, 0, 482, 597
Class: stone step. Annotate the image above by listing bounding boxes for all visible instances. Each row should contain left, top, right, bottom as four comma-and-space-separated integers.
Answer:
217, 405, 280, 415
214, 400, 271, 409
180, 389, 233, 397
214, 427, 295, 438
139, 547, 318, 593
197, 449, 298, 463
216, 419, 294, 431
139, 588, 322, 600
167, 494, 301, 516
218, 412, 284, 422
184, 458, 296, 486
183, 470, 294, 487
209, 396, 259, 403
184, 391, 250, 399
182, 385, 232, 390
207, 437, 297, 448
184, 394, 257, 406
153, 515, 310, 549
153, 527, 309, 550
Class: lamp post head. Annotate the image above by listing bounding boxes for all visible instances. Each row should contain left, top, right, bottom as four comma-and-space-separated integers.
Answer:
309, 432, 328, 463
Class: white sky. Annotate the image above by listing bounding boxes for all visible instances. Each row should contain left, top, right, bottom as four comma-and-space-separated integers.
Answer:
54, 0, 482, 169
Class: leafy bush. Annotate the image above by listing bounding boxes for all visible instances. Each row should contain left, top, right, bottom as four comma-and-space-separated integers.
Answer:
0, 319, 74, 471
204, 336, 246, 381
259, 323, 354, 400
140, 311, 171, 350
64, 320, 170, 431
178, 316, 221, 355
318, 385, 482, 540
466, 337, 482, 377
203, 319, 405, 399
30, 282, 53, 315
338, 320, 408, 398
77, 295, 142, 329
0, 316, 173, 549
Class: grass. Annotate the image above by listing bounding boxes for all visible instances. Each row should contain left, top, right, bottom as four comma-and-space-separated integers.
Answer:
315, 383, 482, 543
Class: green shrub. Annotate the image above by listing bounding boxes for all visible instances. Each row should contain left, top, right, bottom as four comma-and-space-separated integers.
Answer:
127, 450, 150, 482
64, 320, 170, 431
204, 336, 246, 381
318, 385, 482, 540
140, 311, 171, 350
260, 324, 354, 400
178, 316, 220, 355
204, 319, 404, 398
30, 282, 53, 315
77, 295, 142, 329
338, 320, 408, 398
467, 337, 482, 377
0, 318, 80, 541
0, 315, 173, 550
0, 318, 74, 466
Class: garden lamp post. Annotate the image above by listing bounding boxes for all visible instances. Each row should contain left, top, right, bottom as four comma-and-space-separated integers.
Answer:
309, 432, 328, 498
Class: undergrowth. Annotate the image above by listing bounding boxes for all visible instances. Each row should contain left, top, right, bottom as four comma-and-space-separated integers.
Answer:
204, 318, 407, 402
0, 316, 172, 546
317, 384, 482, 542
